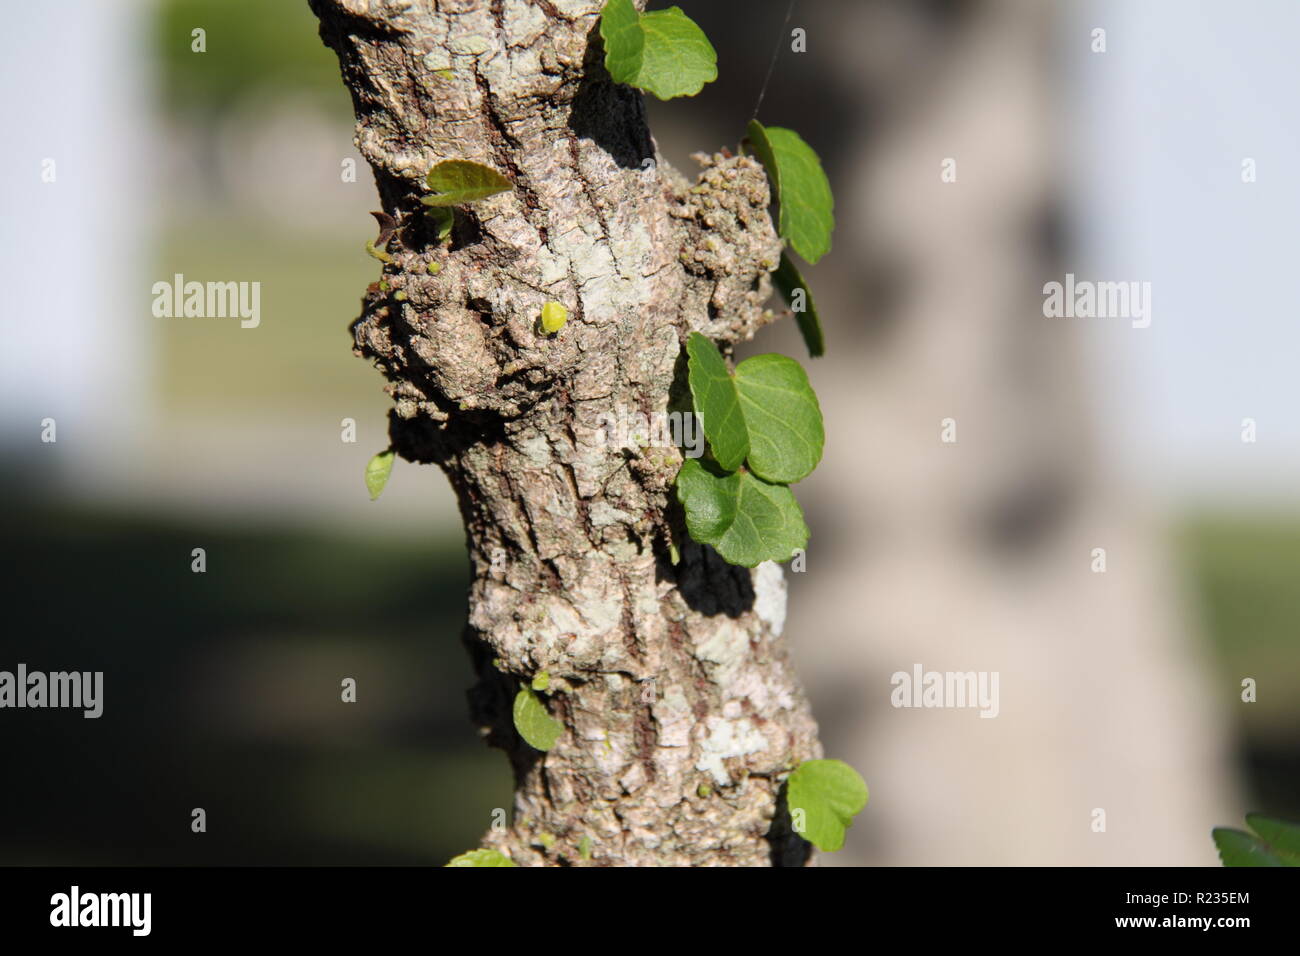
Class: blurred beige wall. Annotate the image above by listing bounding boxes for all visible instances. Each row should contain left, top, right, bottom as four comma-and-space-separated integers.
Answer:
784, 0, 1238, 864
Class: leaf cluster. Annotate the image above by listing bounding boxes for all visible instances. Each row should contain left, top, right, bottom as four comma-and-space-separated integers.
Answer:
675, 333, 823, 566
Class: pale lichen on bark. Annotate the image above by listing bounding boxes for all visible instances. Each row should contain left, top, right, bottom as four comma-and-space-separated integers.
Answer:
310, 0, 821, 866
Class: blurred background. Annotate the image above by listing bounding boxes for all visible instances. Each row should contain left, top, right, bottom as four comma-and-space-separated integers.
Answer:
1, 0, 1295, 865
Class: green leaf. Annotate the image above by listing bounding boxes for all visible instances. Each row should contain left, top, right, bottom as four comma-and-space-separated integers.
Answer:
675, 458, 808, 567
734, 353, 824, 484
599, 0, 717, 101
365, 449, 395, 501
599, 0, 642, 67
746, 120, 834, 264
421, 160, 512, 207
513, 686, 562, 751
426, 206, 454, 242
1212, 828, 1290, 867
445, 848, 518, 867
531, 670, 550, 692
1212, 813, 1300, 866
1246, 813, 1300, 861
686, 332, 748, 471
772, 252, 824, 358
685, 334, 824, 483
786, 759, 869, 853
599, 0, 642, 71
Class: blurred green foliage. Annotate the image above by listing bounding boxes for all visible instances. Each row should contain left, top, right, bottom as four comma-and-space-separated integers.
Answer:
1180, 516, 1300, 818
155, 0, 348, 117
1179, 516, 1300, 730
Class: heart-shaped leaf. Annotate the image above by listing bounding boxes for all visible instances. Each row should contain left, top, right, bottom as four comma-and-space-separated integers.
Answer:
685, 333, 824, 484
675, 458, 808, 567
786, 759, 869, 853
600, 0, 717, 101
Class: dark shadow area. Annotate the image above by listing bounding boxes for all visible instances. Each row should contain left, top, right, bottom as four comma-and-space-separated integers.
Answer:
1243, 744, 1300, 820
766, 779, 814, 867
567, 20, 655, 170
674, 539, 756, 618
462, 625, 546, 787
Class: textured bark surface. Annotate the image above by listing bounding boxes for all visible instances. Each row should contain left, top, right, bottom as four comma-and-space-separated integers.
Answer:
310, 0, 821, 866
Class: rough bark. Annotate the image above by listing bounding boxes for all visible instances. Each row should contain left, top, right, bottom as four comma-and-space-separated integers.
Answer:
310, 0, 820, 866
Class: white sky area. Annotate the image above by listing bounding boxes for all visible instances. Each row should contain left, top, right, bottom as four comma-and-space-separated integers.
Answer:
0, 0, 154, 485
1066, 0, 1300, 508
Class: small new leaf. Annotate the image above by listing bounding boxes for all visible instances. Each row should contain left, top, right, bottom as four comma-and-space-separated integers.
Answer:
365, 449, 395, 501
445, 848, 518, 867
364, 238, 393, 265
786, 759, 869, 853
513, 685, 562, 751
675, 459, 809, 567
426, 206, 454, 243
772, 252, 824, 358
540, 301, 568, 334
421, 160, 512, 206
599, 0, 717, 101
746, 120, 834, 264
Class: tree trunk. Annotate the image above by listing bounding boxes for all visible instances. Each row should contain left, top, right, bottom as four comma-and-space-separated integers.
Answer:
310, 0, 821, 866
